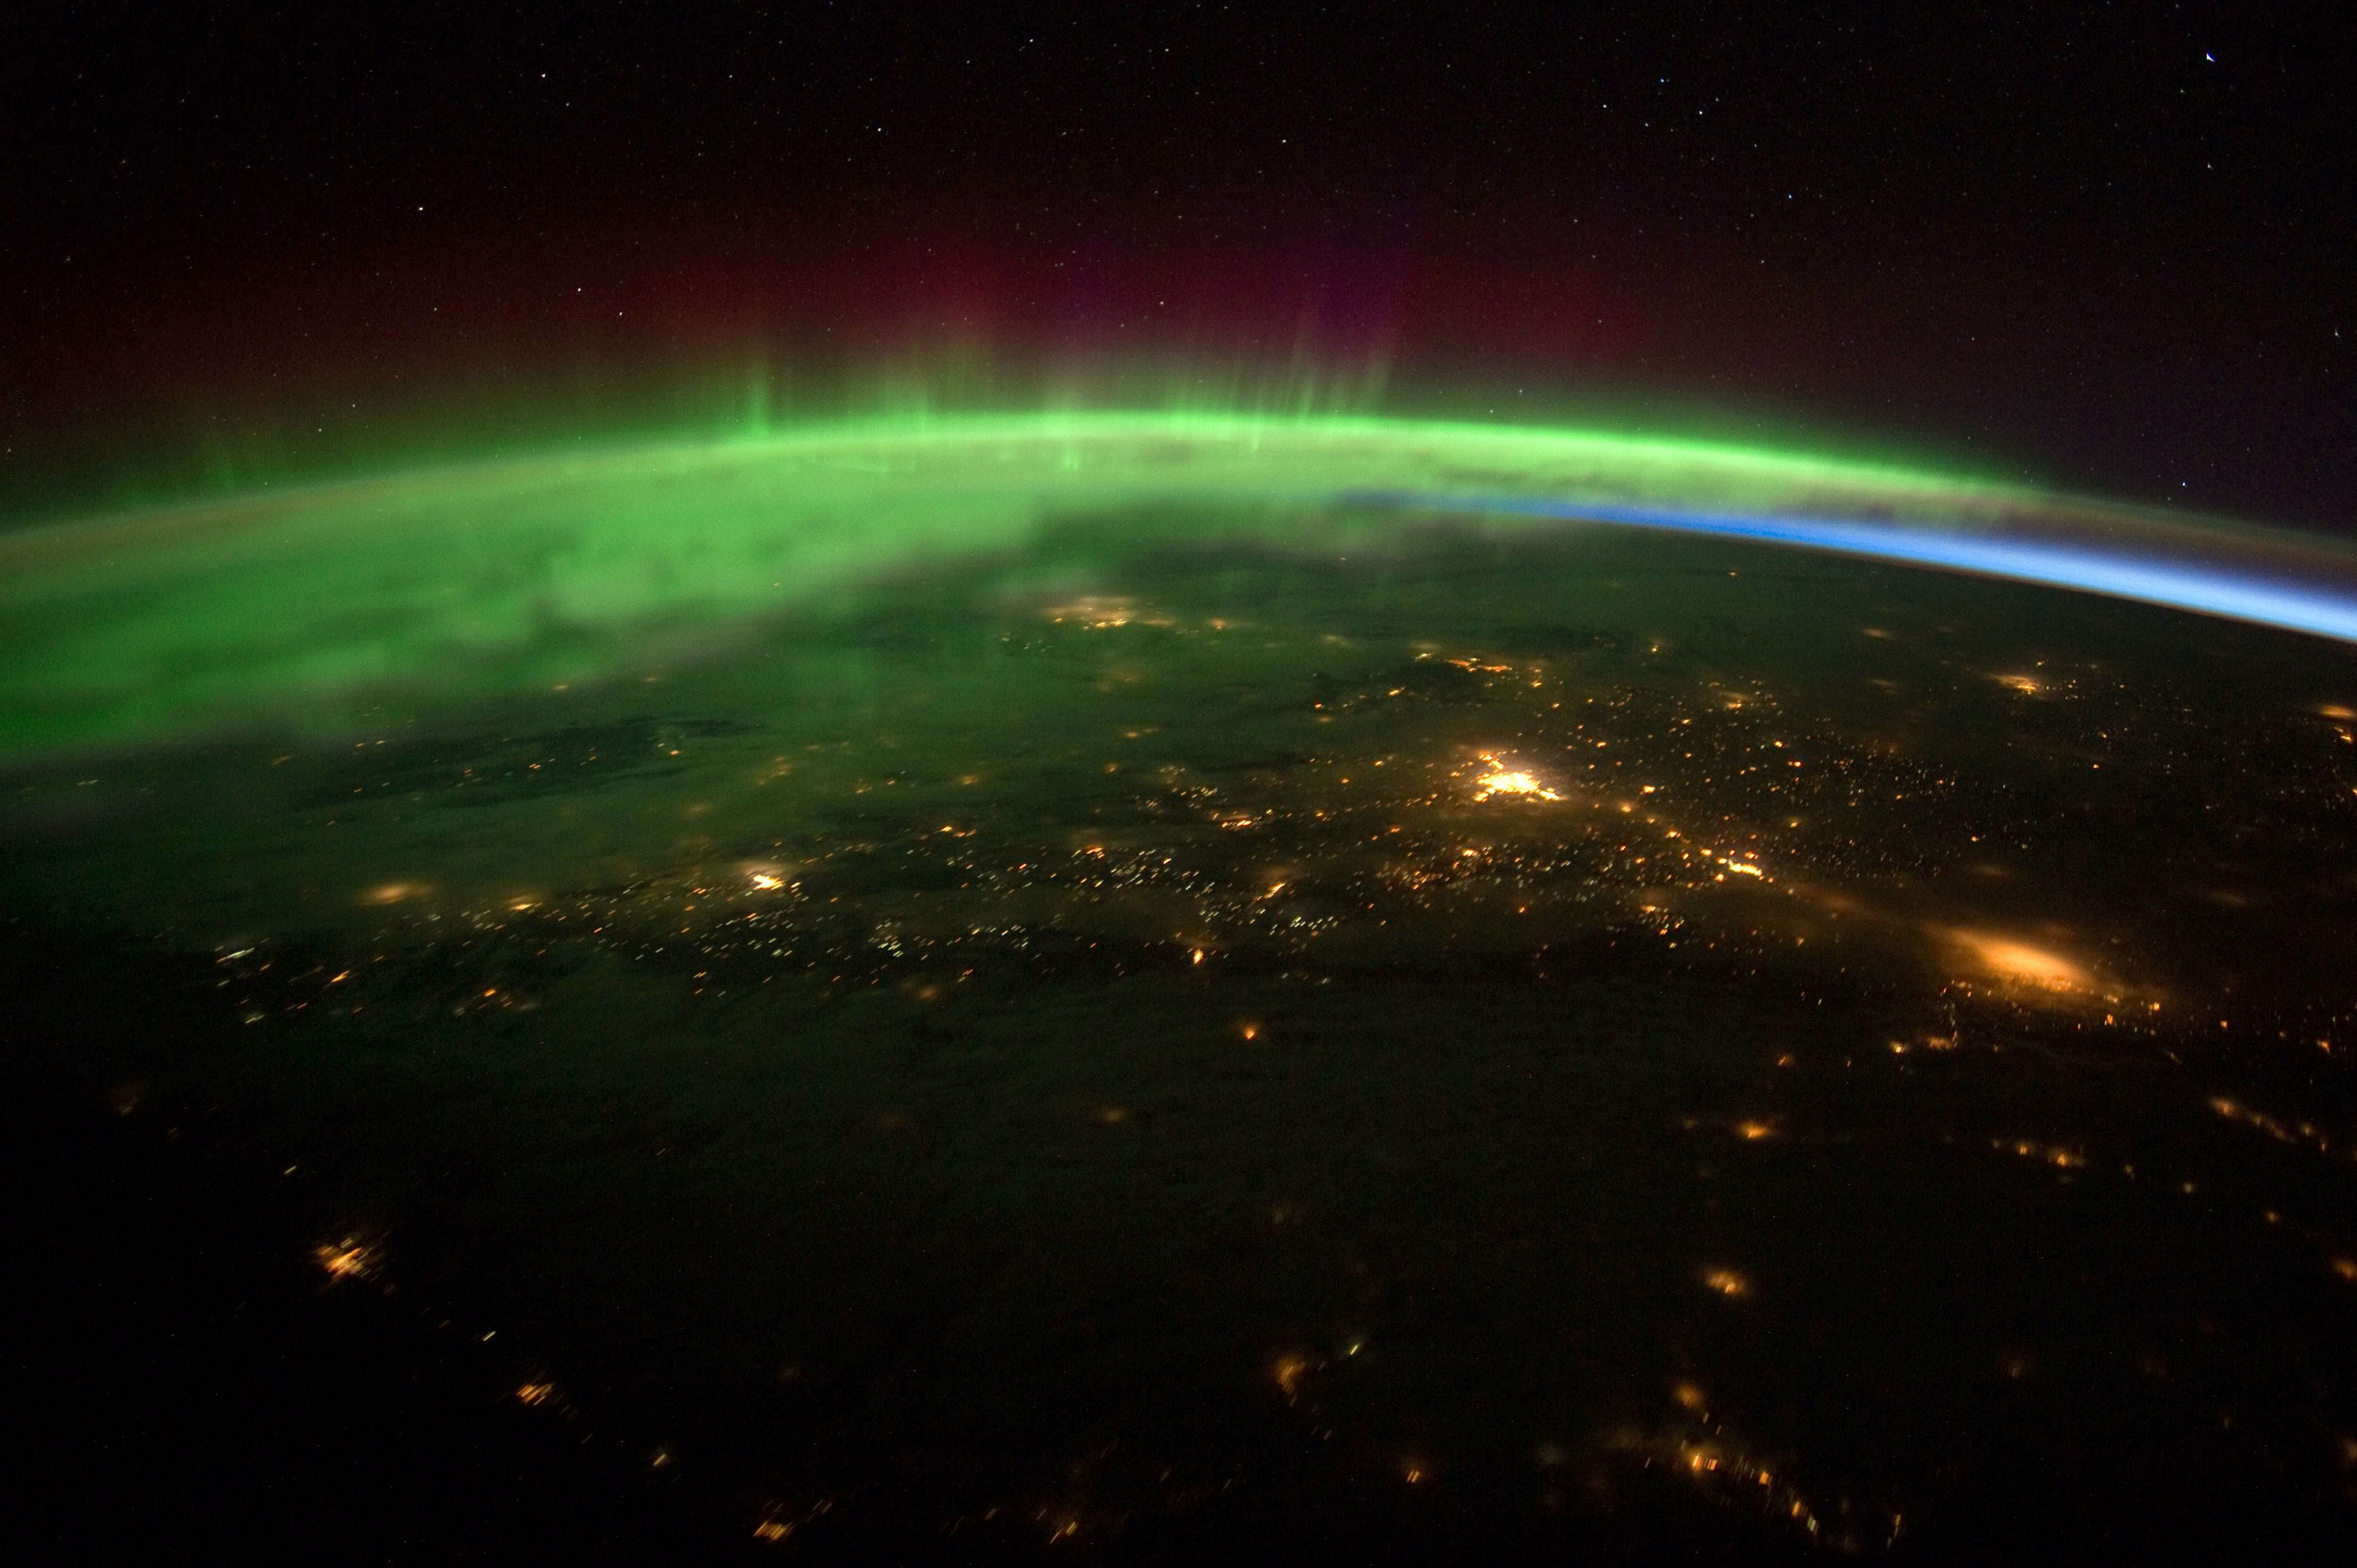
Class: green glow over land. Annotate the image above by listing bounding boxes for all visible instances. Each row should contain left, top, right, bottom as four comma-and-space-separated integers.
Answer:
2, 413, 2347, 762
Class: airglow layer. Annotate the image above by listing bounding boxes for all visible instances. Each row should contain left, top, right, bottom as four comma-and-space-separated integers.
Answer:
1366, 493, 2357, 645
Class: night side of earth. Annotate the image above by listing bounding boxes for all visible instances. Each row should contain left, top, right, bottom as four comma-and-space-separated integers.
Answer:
6, 416, 2357, 1560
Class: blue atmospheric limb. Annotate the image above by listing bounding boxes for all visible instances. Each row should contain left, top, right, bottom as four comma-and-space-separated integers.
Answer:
1348, 492, 2357, 646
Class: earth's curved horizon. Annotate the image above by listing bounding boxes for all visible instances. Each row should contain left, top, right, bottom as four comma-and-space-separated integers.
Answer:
6, 406, 2356, 1559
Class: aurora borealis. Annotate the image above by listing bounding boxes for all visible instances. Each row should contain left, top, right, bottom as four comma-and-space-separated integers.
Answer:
12, 7, 2357, 1560
11, 411, 2357, 764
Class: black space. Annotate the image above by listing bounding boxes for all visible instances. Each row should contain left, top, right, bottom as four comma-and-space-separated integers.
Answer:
3, 3, 2354, 526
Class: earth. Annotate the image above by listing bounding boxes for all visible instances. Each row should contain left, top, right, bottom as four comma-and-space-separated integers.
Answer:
7, 417, 2357, 1560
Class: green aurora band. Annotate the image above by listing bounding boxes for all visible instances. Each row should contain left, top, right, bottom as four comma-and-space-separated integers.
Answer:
7, 412, 2356, 762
